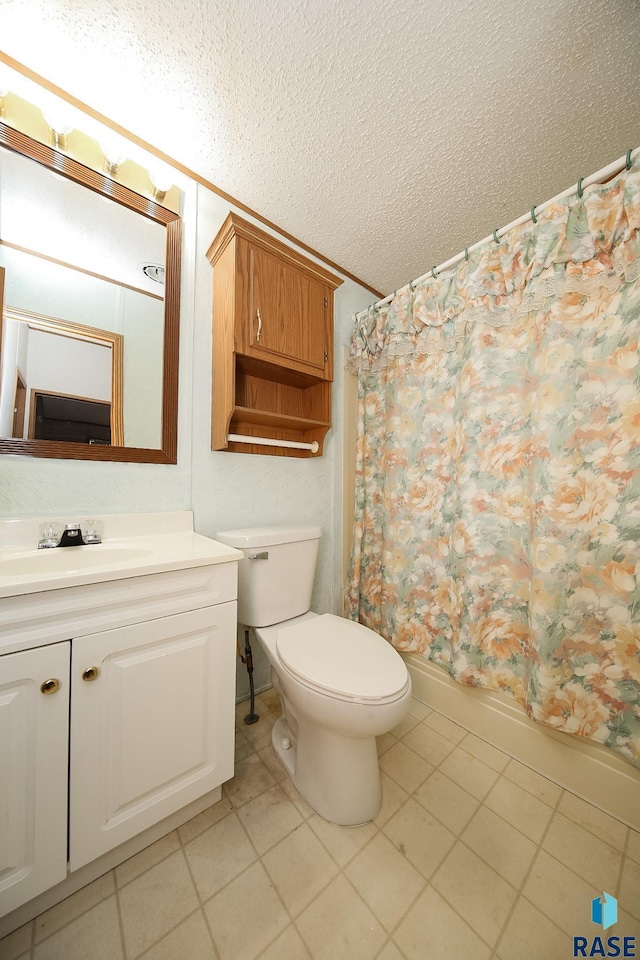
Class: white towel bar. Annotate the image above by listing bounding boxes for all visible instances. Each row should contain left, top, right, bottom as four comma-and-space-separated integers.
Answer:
227, 433, 319, 453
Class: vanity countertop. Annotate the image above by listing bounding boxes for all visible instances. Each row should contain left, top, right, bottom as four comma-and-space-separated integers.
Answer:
0, 512, 243, 599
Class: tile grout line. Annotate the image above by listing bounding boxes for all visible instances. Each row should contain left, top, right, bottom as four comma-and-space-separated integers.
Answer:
405, 722, 628, 862
486, 780, 567, 960
356, 763, 489, 953
237, 694, 403, 958
379, 873, 429, 949
419, 864, 513, 955
403, 706, 634, 842
112, 872, 128, 960
176, 833, 223, 960
207, 721, 333, 958
220, 789, 297, 933
614, 825, 631, 899
380, 723, 462, 799
346, 868, 423, 945
114, 837, 181, 893
381, 718, 569, 959
28, 877, 118, 955
384, 721, 536, 856
133, 908, 206, 960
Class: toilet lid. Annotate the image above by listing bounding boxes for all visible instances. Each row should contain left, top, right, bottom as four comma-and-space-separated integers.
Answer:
276, 614, 408, 702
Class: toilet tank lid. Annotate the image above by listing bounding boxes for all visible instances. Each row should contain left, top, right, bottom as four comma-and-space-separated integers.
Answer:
216, 525, 322, 548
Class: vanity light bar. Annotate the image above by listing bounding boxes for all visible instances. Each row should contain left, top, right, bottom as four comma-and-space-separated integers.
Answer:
227, 433, 319, 453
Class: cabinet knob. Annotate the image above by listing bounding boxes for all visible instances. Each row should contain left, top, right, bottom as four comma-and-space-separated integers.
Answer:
256, 307, 263, 343
40, 678, 60, 695
82, 666, 100, 682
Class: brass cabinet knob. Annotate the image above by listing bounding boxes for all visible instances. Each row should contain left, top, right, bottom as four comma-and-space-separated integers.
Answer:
40, 678, 60, 695
82, 666, 100, 682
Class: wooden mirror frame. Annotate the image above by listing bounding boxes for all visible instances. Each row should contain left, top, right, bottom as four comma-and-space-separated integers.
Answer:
0, 120, 181, 463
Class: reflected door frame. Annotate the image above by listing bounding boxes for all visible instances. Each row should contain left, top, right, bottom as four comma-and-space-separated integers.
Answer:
4, 306, 124, 445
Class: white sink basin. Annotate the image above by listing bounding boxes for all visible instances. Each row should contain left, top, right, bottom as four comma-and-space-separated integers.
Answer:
0, 545, 155, 577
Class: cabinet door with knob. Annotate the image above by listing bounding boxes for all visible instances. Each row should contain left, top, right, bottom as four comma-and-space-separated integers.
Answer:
0, 642, 70, 916
69, 603, 236, 870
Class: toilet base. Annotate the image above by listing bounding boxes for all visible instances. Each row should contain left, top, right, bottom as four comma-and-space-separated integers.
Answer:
271, 715, 297, 780
270, 712, 381, 826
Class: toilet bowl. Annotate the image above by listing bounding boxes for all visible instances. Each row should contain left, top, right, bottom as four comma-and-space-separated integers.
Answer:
215, 527, 411, 825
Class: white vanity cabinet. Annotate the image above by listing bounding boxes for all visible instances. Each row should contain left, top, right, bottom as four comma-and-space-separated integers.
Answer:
0, 522, 241, 930
0, 642, 70, 916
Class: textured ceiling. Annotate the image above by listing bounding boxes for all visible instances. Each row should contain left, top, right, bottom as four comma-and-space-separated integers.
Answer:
0, 0, 638, 295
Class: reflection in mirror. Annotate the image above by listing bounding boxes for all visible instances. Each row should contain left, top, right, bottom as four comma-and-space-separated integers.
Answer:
0, 121, 181, 463
1, 308, 124, 444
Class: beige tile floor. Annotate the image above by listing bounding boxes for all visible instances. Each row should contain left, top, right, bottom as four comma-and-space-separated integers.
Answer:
2, 690, 639, 960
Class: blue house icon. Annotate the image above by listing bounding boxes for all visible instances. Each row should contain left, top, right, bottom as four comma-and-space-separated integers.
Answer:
591, 893, 618, 930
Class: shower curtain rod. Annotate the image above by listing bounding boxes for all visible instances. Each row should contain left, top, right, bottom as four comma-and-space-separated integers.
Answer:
356, 146, 639, 317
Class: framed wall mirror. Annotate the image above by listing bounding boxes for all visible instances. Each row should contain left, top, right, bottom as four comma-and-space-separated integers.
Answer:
0, 121, 181, 463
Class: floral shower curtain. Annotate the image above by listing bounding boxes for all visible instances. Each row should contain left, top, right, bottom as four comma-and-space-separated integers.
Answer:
347, 161, 640, 768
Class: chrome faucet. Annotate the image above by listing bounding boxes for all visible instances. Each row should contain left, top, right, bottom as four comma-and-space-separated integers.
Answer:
57, 524, 86, 548
38, 520, 103, 549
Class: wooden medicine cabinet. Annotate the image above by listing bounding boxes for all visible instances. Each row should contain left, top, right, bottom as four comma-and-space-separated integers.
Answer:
207, 214, 342, 457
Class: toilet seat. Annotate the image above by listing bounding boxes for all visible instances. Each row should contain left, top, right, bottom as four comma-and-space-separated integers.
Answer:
276, 613, 408, 704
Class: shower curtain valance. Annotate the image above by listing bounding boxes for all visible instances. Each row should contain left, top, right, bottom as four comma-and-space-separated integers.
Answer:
349, 162, 640, 370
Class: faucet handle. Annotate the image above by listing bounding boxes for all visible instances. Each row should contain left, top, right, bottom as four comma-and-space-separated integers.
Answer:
38, 521, 63, 549
80, 518, 103, 544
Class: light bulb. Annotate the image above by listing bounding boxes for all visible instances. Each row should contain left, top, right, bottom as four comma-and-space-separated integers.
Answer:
148, 163, 174, 202
99, 135, 128, 176
42, 104, 75, 149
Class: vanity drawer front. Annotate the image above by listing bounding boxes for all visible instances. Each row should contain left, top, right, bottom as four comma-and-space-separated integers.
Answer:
0, 562, 238, 655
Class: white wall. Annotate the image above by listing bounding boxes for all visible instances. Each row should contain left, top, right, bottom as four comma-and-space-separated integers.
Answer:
26, 329, 111, 400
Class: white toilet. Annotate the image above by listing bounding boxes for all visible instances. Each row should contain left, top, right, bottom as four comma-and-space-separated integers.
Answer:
216, 525, 412, 825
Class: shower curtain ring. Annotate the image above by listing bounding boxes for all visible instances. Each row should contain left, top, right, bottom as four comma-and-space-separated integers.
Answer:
626, 149, 633, 170
577, 177, 584, 199
431, 266, 437, 279
531, 206, 537, 224
408, 280, 414, 292
493, 228, 500, 244
464, 247, 469, 261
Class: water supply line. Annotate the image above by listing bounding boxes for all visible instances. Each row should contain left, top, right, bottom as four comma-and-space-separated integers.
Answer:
239, 628, 260, 725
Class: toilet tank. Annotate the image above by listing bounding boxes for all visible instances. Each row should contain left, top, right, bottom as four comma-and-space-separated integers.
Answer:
215, 526, 321, 627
